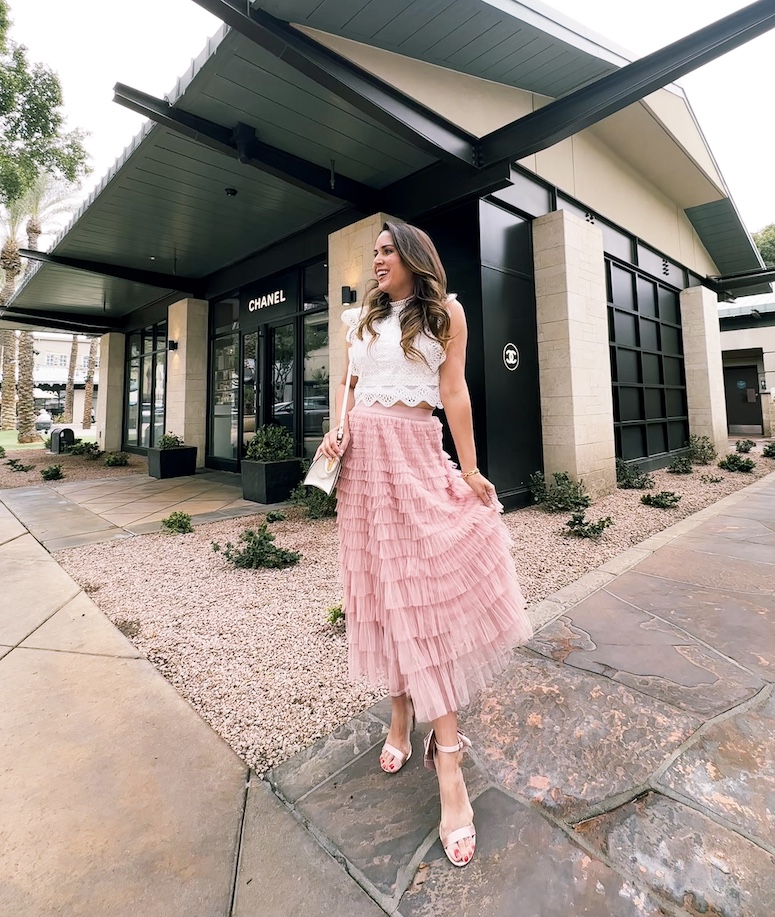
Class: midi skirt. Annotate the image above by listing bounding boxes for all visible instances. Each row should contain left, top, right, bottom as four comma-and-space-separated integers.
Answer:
336, 401, 533, 723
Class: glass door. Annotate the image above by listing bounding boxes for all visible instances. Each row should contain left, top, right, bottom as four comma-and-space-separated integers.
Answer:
211, 334, 239, 461
269, 321, 296, 440
242, 332, 259, 450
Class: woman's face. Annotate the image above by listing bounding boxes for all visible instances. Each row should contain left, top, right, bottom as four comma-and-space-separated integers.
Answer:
373, 230, 414, 300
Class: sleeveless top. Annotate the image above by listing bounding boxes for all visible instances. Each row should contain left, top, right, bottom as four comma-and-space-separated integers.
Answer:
341, 297, 450, 409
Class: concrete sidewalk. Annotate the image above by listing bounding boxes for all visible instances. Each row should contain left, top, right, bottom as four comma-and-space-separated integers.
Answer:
1, 475, 774, 916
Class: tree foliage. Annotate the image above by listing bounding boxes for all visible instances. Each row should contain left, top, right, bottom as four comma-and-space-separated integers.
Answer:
753, 223, 775, 268
0, 1, 89, 204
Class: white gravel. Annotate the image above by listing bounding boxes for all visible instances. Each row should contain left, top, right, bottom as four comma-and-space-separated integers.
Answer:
56, 454, 774, 775
0, 448, 145, 489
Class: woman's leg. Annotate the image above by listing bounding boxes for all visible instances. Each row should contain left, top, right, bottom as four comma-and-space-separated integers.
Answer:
432, 711, 475, 864
380, 693, 414, 771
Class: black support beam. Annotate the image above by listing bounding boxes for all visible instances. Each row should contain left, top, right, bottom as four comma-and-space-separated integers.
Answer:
188, 0, 478, 168
0, 307, 117, 334
707, 266, 775, 295
113, 83, 381, 211
19, 249, 205, 297
480, 0, 775, 166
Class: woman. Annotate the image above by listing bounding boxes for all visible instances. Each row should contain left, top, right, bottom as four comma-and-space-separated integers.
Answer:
317, 221, 532, 867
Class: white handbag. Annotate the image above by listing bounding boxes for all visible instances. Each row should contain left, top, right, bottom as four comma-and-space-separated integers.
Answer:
302, 361, 353, 495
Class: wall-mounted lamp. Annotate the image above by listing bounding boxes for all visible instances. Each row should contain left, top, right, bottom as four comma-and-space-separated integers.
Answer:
341, 285, 357, 306
168, 340, 178, 351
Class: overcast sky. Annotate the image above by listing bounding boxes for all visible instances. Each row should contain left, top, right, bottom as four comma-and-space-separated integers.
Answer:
8, 0, 775, 236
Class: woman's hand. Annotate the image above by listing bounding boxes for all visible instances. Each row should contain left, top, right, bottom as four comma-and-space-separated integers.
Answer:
464, 471, 499, 508
316, 428, 350, 461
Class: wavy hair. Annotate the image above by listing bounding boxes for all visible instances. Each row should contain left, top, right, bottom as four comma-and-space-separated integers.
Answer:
356, 221, 451, 362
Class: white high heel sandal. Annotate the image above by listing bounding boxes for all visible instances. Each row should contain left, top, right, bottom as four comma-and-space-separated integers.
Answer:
423, 729, 476, 867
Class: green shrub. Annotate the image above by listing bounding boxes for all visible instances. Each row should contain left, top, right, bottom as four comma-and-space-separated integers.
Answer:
265, 510, 286, 523
529, 471, 590, 512
735, 439, 756, 454
564, 511, 613, 539
718, 453, 755, 473
7, 458, 33, 473
69, 441, 102, 458
615, 458, 654, 490
157, 432, 185, 449
161, 511, 193, 534
289, 464, 338, 518
762, 442, 775, 459
104, 451, 130, 467
686, 435, 717, 465
0, 445, 5, 459
245, 424, 295, 462
326, 603, 344, 626
212, 523, 301, 569
40, 464, 64, 481
42, 435, 51, 450
667, 456, 693, 475
641, 491, 681, 509
700, 474, 724, 484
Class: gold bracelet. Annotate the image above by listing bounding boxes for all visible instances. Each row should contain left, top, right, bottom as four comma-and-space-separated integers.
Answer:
461, 467, 480, 479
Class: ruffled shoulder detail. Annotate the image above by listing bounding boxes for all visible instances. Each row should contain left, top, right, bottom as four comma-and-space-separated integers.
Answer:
341, 306, 363, 343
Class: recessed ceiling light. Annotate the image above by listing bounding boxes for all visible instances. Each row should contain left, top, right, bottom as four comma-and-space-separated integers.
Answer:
225, 187, 238, 197
149, 256, 156, 261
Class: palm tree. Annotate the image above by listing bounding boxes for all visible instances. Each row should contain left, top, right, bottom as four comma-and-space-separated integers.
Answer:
63, 334, 79, 422
0, 199, 25, 431
0, 330, 17, 431
16, 331, 36, 443
22, 174, 80, 269
82, 337, 98, 429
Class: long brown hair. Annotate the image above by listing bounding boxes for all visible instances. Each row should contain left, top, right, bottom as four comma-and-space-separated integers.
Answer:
356, 221, 451, 362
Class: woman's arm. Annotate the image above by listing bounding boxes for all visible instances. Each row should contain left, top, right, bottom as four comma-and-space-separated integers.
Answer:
318, 329, 357, 460
439, 298, 497, 507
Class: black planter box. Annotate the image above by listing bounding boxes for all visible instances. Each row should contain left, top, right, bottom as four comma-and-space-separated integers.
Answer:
148, 446, 198, 479
242, 458, 302, 504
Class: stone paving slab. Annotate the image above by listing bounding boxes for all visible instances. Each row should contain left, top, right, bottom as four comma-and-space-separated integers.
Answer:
632, 545, 775, 594
577, 792, 775, 917
606, 572, 775, 681
529, 591, 764, 717
45, 529, 134, 552
462, 650, 700, 822
19, 590, 143, 658
0, 646, 248, 917
399, 787, 667, 917
233, 778, 387, 917
0, 645, 12, 660
658, 688, 775, 849
676, 531, 775, 565
0, 502, 25, 545
0, 534, 81, 644
293, 731, 488, 900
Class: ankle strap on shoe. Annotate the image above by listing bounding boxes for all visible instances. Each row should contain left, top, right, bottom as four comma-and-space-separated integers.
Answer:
434, 740, 464, 754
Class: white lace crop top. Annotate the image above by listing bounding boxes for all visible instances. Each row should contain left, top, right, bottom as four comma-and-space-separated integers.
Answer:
341, 298, 449, 408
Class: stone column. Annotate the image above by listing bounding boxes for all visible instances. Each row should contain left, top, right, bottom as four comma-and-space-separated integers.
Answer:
532, 210, 616, 500
679, 285, 728, 455
95, 332, 125, 453
165, 298, 208, 466
327, 213, 395, 411
763, 346, 775, 437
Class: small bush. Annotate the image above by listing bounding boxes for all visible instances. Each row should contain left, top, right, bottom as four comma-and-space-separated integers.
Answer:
700, 474, 724, 484
245, 424, 295, 462
529, 471, 590, 512
69, 441, 102, 458
718, 453, 755, 473
41, 464, 64, 481
7, 458, 34, 473
762, 442, 775, 459
157, 432, 185, 449
564, 511, 613, 539
668, 456, 693, 475
104, 451, 130, 467
42, 435, 51, 450
289, 466, 338, 518
326, 603, 344, 626
686, 435, 717, 465
615, 458, 654, 490
265, 510, 286, 523
161, 511, 193, 534
735, 439, 756, 454
212, 523, 301, 569
0, 445, 5, 459
641, 491, 681, 509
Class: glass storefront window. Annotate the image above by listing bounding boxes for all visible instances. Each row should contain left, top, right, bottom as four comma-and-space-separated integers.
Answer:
154, 352, 166, 445
242, 332, 258, 448
211, 334, 239, 460
126, 363, 140, 444
303, 312, 329, 456
124, 319, 167, 451
271, 323, 295, 435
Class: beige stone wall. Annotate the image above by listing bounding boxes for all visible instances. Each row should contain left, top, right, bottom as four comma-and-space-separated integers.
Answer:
720, 323, 775, 437
327, 213, 395, 412
95, 332, 125, 453
532, 210, 616, 499
679, 286, 728, 453
165, 298, 208, 465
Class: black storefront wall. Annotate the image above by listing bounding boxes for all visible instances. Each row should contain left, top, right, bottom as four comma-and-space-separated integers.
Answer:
420, 199, 542, 508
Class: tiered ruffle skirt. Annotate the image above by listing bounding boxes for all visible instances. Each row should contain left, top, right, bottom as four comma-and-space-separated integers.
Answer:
336, 402, 533, 723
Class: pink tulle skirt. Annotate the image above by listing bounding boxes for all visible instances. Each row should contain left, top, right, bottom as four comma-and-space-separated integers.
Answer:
336, 401, 533, 723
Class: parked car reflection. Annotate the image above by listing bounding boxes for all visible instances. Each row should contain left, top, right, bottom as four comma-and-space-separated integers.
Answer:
273, 396, 328, 435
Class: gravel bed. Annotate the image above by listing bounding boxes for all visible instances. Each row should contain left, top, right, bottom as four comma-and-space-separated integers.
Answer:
0, 448, 145, 489
56, 455, 774, 775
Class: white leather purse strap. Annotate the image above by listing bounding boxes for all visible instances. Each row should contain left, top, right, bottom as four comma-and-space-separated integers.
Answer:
335, 361, 353, 444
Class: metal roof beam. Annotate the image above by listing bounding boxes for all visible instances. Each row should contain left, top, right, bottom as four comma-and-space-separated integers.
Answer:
19, 250, 205, 297
480, 0, 775, 166
0, 307, 117, 334
707, 268, 775, 294
188, 0, 478, 168
113, 83, 381, 211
